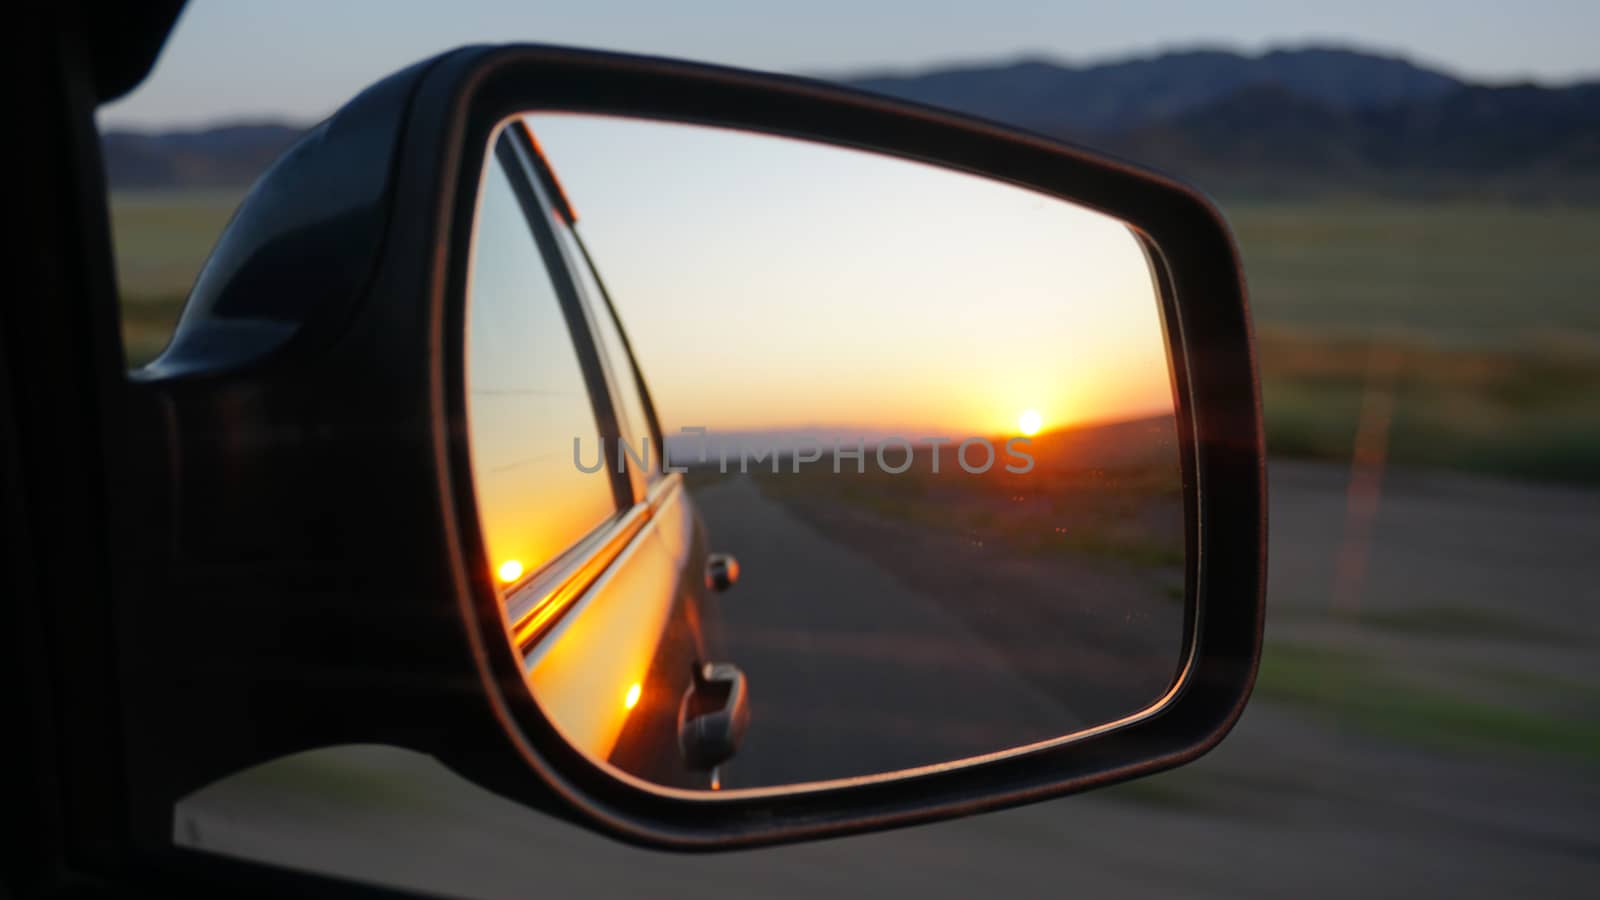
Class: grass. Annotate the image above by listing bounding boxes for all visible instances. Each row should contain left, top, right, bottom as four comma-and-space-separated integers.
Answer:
1457, 665, 1600, 711
109, 189, 246, 296
1229, 202, 1600, 343
1098, 631, 1600, 815
109, 188, 245, 365
1259, 327, 1600, 484
1255, 641, 1600, 765
220, 749, 448, 816
1101, 773, 1223, 813
1026, 527, 1186, 568
121, 293, 189, 366
1230, 200, 1600, 485
1328, 605, 1579, 646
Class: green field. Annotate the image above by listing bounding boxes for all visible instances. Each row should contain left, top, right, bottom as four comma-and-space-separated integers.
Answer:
1232, 202, 1600, 484
1232, 203, 1600, 342
110, 188, 246, 364
109, 191, 1600, 483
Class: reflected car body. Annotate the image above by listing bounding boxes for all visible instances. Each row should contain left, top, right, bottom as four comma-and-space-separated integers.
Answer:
475, 122, 730, 789
514, 475, 720, 788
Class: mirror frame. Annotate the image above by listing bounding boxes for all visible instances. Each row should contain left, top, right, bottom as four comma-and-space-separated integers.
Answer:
118, 43, 1263, 858
489, 110, 1199, 793
426, 45, 1264, 848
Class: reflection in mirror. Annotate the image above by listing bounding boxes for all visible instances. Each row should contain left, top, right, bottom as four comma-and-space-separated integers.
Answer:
464, 115, 1186, 794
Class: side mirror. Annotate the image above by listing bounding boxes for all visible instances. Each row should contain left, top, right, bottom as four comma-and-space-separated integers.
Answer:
119, 44, 1263, 852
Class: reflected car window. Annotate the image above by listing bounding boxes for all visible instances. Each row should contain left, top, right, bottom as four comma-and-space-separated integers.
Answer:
466, 151, 618, 584
556, 218, 660, 485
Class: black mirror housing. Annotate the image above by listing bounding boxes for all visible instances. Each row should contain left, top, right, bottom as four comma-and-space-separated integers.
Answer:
116, 44, 1264, 854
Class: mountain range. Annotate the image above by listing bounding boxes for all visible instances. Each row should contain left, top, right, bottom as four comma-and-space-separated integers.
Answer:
101, 46, 1600, 201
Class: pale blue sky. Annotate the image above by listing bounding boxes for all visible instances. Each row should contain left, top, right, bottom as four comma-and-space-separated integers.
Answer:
102, 0, 1599, 129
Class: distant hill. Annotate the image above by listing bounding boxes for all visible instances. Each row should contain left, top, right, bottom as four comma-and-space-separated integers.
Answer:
100, 46, 1600, 201
1020, 414, 1178, 475
1102, 81, 1600, 199
845, 45, 1600, 200
845, 46, 1463, 135
101, 122, 305, 189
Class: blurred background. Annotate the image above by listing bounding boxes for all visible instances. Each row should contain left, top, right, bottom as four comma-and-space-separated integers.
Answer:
104, 2, 1597, 896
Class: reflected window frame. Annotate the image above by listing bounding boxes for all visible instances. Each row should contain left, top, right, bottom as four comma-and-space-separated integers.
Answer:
479, 129, 633, 557
479, 125, 682, 648
506, 120, 666, 492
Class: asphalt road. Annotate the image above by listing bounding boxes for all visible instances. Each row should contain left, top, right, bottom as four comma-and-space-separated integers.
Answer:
694, 474, 1112, 787
175, 460, 1600, 898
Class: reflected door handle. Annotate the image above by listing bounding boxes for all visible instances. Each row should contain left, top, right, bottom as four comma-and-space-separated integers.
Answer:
705, 553, 739, 592
677, 661, 750, 771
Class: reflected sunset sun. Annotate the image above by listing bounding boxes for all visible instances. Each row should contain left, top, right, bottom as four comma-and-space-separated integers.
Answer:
1018, 409, 1043, 436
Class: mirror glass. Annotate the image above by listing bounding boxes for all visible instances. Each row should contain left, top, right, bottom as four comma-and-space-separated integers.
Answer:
464, 114, 1187, 793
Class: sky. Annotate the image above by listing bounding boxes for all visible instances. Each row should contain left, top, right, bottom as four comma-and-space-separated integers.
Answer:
101, 0, 1600, 129
520, 114, 1174, 438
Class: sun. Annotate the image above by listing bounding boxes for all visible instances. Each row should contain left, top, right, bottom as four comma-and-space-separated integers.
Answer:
1018, 409, 1043, 437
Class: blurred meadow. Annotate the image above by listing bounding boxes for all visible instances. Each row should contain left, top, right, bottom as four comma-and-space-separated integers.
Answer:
1237, 202, 1600, 485
110, 188, 245, 365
